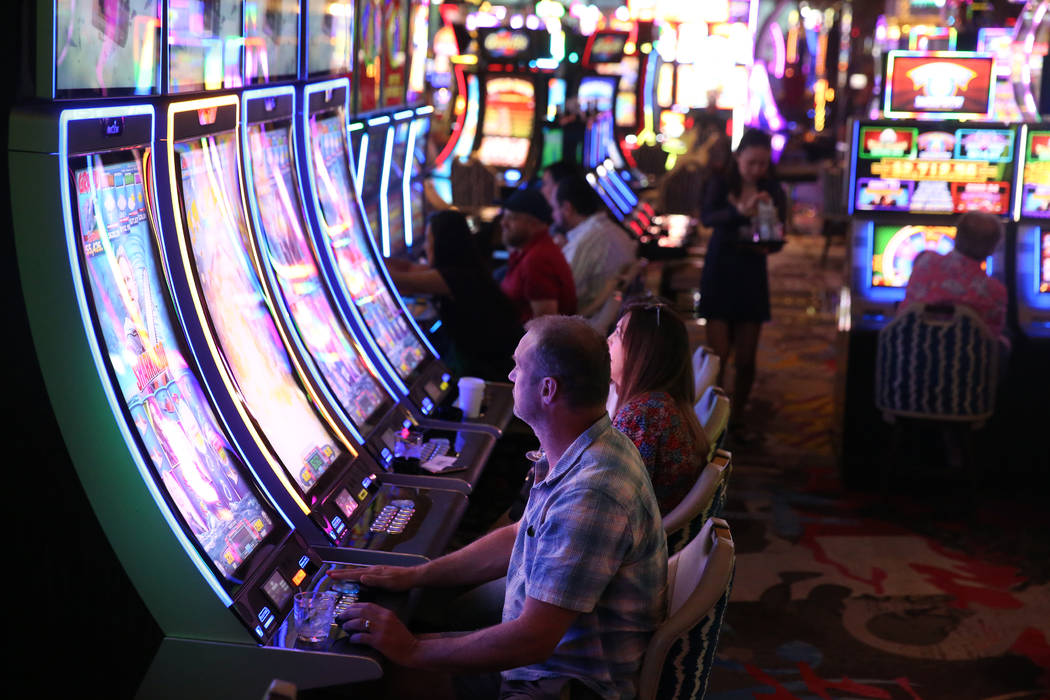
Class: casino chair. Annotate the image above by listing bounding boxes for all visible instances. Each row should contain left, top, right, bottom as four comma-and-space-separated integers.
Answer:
637, 517, 735, 700
695, 386, 731, 458
874, 302, 999, 494
692, 345, 721, 400
663, 449, 732, 556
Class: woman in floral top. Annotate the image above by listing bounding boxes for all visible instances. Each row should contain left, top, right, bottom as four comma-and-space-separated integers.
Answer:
608, 298, 711, 514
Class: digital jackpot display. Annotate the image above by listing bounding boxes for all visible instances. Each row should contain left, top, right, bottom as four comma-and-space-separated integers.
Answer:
1019, 130, 1050, 219
74, 152, 274, 577
246, 122, 389, 433
884, 51, 996, 119
175, 133, 343, 494
477, 77, 535, 169
309, 113, 427, 379
871, 224, 958, 288
853, 122, 1015, 215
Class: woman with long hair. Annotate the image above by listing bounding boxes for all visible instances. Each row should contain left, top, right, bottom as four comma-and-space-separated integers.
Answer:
698, 128, 786, 440
609, 297, 710, 515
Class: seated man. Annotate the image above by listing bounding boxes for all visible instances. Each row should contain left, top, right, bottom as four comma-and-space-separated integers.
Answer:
333, 315, 668, 700
539, 160, 583, 244
555, 174, 639, 328
903, 211, 1008, 343
499, 188, 578, 322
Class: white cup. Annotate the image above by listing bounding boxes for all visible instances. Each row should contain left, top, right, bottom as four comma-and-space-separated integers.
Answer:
456, 376, 486, 418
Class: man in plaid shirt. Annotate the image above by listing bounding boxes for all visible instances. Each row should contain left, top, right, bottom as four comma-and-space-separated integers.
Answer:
334, 315, 668, 699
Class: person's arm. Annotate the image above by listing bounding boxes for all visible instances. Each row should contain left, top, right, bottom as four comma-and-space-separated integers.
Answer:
340, 595, 579, 672
699, 178, 747, 229
330, 522, 518, 590
389, 267, 452, 296
529, 298, 559, 318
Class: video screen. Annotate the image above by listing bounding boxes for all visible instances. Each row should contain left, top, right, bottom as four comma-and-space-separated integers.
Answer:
1020, 130, 1050, 219
167, 0, 242, 92
853, 122, 1015, 215
586, 32, 628, 64
243, 0, 299, 84
74, 151, 273, 578
175, 132, 343, 494
871, 225, 958, 288
360, 127, 388, 196
307, 0, 353, 75
477, 77, 535, 169
246, 121, 390, 433
55, 0, 161, 96
884, 51, 995, 119
579, 77, 616, 113
411, 115, 431, 178
1041, 229, 1050, 294
356, 0, 382, 112
309, 114, 428, 379
616, 92, 637, 128
409, 180, 426, 248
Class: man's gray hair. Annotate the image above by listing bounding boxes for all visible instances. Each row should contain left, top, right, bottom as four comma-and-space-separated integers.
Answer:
955, 211, 1003, 261
524, 315, 611, 409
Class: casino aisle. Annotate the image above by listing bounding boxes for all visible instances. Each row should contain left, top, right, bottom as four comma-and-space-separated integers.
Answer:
678, 212, 1050, 699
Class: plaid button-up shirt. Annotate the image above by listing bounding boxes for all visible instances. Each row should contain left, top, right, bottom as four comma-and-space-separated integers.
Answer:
501, 415, 668, 699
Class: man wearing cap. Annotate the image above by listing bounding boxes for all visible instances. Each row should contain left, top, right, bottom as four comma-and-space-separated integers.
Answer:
498, 187, 577, 323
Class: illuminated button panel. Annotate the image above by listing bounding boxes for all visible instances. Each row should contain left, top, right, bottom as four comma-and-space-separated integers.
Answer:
370, 499, 416, 534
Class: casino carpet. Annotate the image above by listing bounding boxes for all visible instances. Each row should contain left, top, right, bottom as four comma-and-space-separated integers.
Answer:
684, 230, 1050, 700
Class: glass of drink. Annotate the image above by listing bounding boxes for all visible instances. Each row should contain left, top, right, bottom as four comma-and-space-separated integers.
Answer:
293, 591, 338, 643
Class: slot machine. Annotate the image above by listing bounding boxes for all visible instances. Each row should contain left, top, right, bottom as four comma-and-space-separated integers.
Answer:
298, 80, 516, 445
1012, 124, 1050, 338
350, 112, 394, 255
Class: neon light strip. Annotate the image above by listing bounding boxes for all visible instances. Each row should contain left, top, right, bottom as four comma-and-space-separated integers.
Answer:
435, 65, 468, 167
303, 79, 409, 397
241, 85, 366, 446
1014, 124, 1028, 221
605, 162, 637, 206
59, 104, 233, 607
167, 94, 310, 517
356, 133, 368, 194
403, 119, 418, 247
378, 125, 395, 257
847, 120, 859, 215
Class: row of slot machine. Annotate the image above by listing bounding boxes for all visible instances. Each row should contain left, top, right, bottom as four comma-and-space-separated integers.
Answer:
9, 2, 516, 697
834, 49, 1050, 484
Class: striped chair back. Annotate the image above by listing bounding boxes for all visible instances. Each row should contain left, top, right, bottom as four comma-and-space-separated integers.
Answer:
638, 518, 735, 700
663, 449, 732, 556
875, 303, 998, 422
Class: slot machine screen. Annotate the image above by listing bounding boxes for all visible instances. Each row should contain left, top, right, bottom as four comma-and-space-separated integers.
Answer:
477, 77, 535, 169
852, 122, 1015, 215
411, 115, 431, 178
308, 0, 354, 75
309, 113, 427, 380
871, 224, 958, 288
55, 0, 161, 96
243, 0, 299, 84
409, 180, 426, 247
1041, 229, 1050, 294
167, 0, 243, 93
1020, 130, 1050, 219
361, 128, 388, 196
73, 150, 275, 578
884, 51, 995, 119
175, 132, 344, 494
578, 76, 616, 113
246, 120, 390, 433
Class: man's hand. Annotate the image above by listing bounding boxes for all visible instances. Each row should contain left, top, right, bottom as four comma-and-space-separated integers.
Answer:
339, 602, 421, 666
328, 564, 423, 592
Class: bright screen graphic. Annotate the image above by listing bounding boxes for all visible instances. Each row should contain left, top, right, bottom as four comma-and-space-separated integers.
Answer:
477, 77, 535, 169
1020, 131, 1050, 219
309, 114, 427, 379
167, 0, 243, 92
243, 0, 300, 84
386, 121, 411, 253
871, 225, 958, 288
854, 123, 1015, 215
885, 52, 995, 118
578, 77, 616, 113
55, 0, 161, 95
357, 0, 383, 111
176, 133, 342, 493
1041, 229, 1050, 294
411, 115, 430, 178
308, 0, 354, 75
75, 152, 272, 577
246, 122, 389, 432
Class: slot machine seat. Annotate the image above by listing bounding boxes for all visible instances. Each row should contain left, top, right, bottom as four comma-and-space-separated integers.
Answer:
695, 386, 731, 458
874, 302, 999, 493
637, 518, 735, 700
663, 449, 732, 556
692, 345, 721, 400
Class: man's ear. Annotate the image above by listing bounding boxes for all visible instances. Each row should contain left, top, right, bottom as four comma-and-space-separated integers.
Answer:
539, 376, 558, 405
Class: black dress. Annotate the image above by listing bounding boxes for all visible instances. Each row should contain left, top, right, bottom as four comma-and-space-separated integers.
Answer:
697, 176, 787, 323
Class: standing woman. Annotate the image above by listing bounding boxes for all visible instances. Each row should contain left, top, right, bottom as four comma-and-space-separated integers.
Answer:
609, 297, 710, 515
698, 129, 787, 439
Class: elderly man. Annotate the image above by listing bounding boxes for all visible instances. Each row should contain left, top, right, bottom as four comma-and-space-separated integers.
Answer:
333, 316, 667, 700
498, 188, 577, 323
904, 211, 1008, 342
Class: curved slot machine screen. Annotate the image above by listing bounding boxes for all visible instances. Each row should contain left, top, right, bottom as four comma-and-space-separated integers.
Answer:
74, 150, 275, 578
871, 224, 958, 288
1020, 130, 1050, 219
175, 133, 344, 494
309, 112, 427, 380
245, 121, 390, 434
477, 77, 535, 169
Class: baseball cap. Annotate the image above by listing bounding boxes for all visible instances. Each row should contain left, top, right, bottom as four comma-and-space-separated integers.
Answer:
500, 186, 553, 225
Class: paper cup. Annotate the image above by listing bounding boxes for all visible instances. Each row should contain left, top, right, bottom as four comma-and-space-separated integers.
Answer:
456, 376, 486, 418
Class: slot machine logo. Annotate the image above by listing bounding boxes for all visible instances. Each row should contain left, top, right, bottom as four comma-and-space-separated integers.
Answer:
864, 128, 913, 157
484, 30, 530, 59
907, 62, 978, 110
103, 117, 124, 136
591, 34, 627, 60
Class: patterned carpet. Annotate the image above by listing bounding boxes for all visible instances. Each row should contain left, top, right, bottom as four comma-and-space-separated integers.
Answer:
680, 232, 1050, 700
